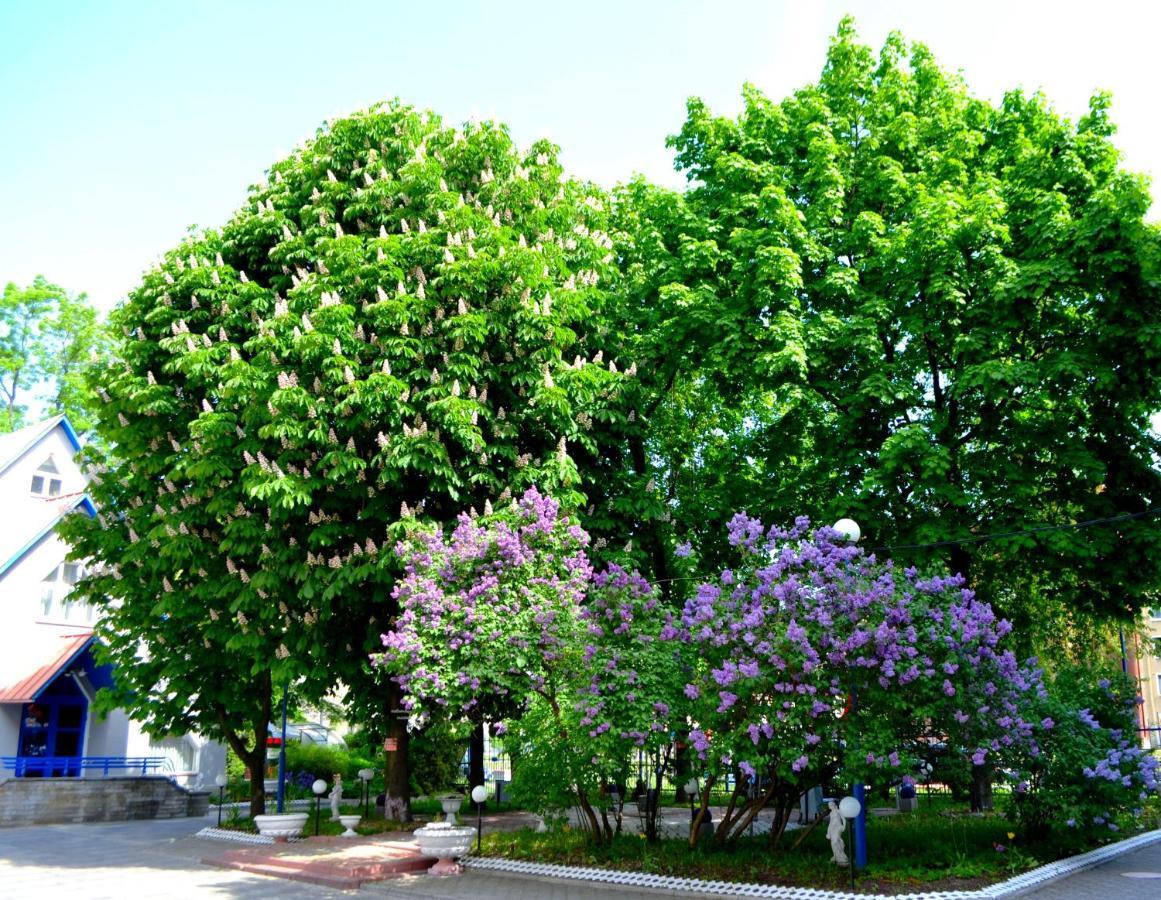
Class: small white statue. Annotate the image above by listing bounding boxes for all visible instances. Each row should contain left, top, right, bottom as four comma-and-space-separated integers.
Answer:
826, 800, 848, 866
330, 774, 343, 821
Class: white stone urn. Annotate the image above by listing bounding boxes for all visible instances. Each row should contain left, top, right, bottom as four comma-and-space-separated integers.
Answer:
338, 814, 362, 837
253, 812, 309, 842
439, 794, 464, 825
414, 822, 475, 875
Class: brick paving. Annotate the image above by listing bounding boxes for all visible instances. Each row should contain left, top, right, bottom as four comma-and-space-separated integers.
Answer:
0, 811, 1158, 899
1016, 835, 1161, 899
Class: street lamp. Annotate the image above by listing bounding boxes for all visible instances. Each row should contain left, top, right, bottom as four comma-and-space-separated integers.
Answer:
471, 784, 488, 852
833, 518, 861, 543
312, 778, 328, 836
921, 762, 934, 806
834, 517, 869, 873
839, 795, 862, 891
358, 768, 375, 818
683, 777, 699, 818
215, 774, 228, 827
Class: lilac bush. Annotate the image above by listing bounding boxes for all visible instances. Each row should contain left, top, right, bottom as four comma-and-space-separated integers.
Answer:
378, 494, 1156, 847
1004, 668, 1160, 840
663, 513, 1050, 845
375, 488, 679, 842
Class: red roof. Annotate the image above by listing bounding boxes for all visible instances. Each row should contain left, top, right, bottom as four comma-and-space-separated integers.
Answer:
0, 632, 94, 703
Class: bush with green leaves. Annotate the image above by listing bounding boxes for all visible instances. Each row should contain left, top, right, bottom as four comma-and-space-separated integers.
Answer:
1006, 667, 1159, 840
408, 720, 470, 796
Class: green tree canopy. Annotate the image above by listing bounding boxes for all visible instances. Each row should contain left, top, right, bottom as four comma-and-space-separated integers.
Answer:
62, 101, 638, 814
0, 275, 106, 432
619, 17, 1161, 647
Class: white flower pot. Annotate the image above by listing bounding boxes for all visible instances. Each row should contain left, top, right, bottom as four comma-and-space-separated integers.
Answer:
414, 822, 475, 876
339, 814, 362, 837
439, 794, 464, 825
253, 812, 309, 842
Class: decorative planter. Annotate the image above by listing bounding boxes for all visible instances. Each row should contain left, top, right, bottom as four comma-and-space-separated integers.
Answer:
253, 812, 309, 842
439, 794, 464, 825
414, 822, 475, 876
339, 814, 362, 837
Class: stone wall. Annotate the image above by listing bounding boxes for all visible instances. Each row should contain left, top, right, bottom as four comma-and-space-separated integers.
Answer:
0, 776, 209, 827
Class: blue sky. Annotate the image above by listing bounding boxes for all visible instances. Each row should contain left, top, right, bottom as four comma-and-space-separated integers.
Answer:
2, 1, 1158, 312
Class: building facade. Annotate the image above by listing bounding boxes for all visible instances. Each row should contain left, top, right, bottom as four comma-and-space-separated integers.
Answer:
1134, 609, 1161, 749
0, 416, 225, 787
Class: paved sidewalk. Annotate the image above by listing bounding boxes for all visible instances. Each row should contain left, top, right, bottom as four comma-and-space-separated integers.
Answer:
1017, 835, 1161, 898
0, 814, 351, 899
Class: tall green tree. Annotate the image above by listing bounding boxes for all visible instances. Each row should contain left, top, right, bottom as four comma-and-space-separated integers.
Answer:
61, 102, 635, 816
621, 18, 1161, 646
0, 276, 105, 431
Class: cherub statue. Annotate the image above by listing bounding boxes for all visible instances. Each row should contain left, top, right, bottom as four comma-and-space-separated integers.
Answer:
330, 773, 343, 820
826, 800, 848, 866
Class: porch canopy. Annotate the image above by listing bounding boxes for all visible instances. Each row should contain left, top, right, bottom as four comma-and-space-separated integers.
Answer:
0, 629, 110, 704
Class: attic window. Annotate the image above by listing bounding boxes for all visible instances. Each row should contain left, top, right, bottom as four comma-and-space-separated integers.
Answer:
30, 456, 63, 498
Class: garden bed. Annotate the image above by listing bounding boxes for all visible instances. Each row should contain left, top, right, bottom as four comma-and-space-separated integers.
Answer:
478, 806, 1151, 892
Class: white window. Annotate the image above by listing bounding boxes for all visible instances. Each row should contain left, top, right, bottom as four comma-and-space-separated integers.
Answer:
30, 456, 63, 498
39, 563, 83, 618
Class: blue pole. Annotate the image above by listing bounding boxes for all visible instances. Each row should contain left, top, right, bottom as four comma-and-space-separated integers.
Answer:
853, 782, 867, 870
276, 682, 288, 813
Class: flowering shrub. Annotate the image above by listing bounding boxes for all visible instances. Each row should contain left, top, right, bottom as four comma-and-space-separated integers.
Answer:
1005, 667, 1159, 840
378, 493, 1156, 846
666, 513, 1049, 844
375, 488, 679, 842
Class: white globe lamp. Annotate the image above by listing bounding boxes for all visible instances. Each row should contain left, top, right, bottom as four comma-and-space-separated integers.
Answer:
833, 518, 861, 543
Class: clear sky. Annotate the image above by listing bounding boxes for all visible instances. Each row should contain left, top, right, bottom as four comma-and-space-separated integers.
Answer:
2, 0, 1158, 313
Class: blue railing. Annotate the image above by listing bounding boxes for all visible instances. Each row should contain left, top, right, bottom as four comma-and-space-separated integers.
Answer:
0, 756, 167, 777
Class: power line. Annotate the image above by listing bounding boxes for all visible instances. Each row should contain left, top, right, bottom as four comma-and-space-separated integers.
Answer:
867, 507, 1161, 555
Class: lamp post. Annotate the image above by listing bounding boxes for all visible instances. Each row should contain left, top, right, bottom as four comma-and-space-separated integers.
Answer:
921, 762, 934, 807
215, 774, 228, 827
471, 784, 488, 853
839, 795, 862, 891
358, 768, 375, 818
834, 517, 869, 873
683, 777, 699, 818
276, 685, 289, 813
312, 778, 328, 836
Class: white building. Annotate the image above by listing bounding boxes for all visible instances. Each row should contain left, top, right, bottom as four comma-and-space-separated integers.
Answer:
0, 415, 224, 787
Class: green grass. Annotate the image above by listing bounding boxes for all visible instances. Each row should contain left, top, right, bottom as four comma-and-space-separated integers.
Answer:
478, 806, 1135, 891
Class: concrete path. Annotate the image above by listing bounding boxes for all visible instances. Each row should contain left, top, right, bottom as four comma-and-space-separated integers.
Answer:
1016, 835, 1161, 898
0, 811, 1158, 899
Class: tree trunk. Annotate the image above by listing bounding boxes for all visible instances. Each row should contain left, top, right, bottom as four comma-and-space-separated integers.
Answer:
950, 543, 971, 587
384, 682, 412, 821
688, 775, 715, 849
469, 722, 485, 798
969, 764, 994, 812
212, 674, 272, 819
673, 737, 690, 803
575, 788, 606, 844
245, 743, 268, 818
